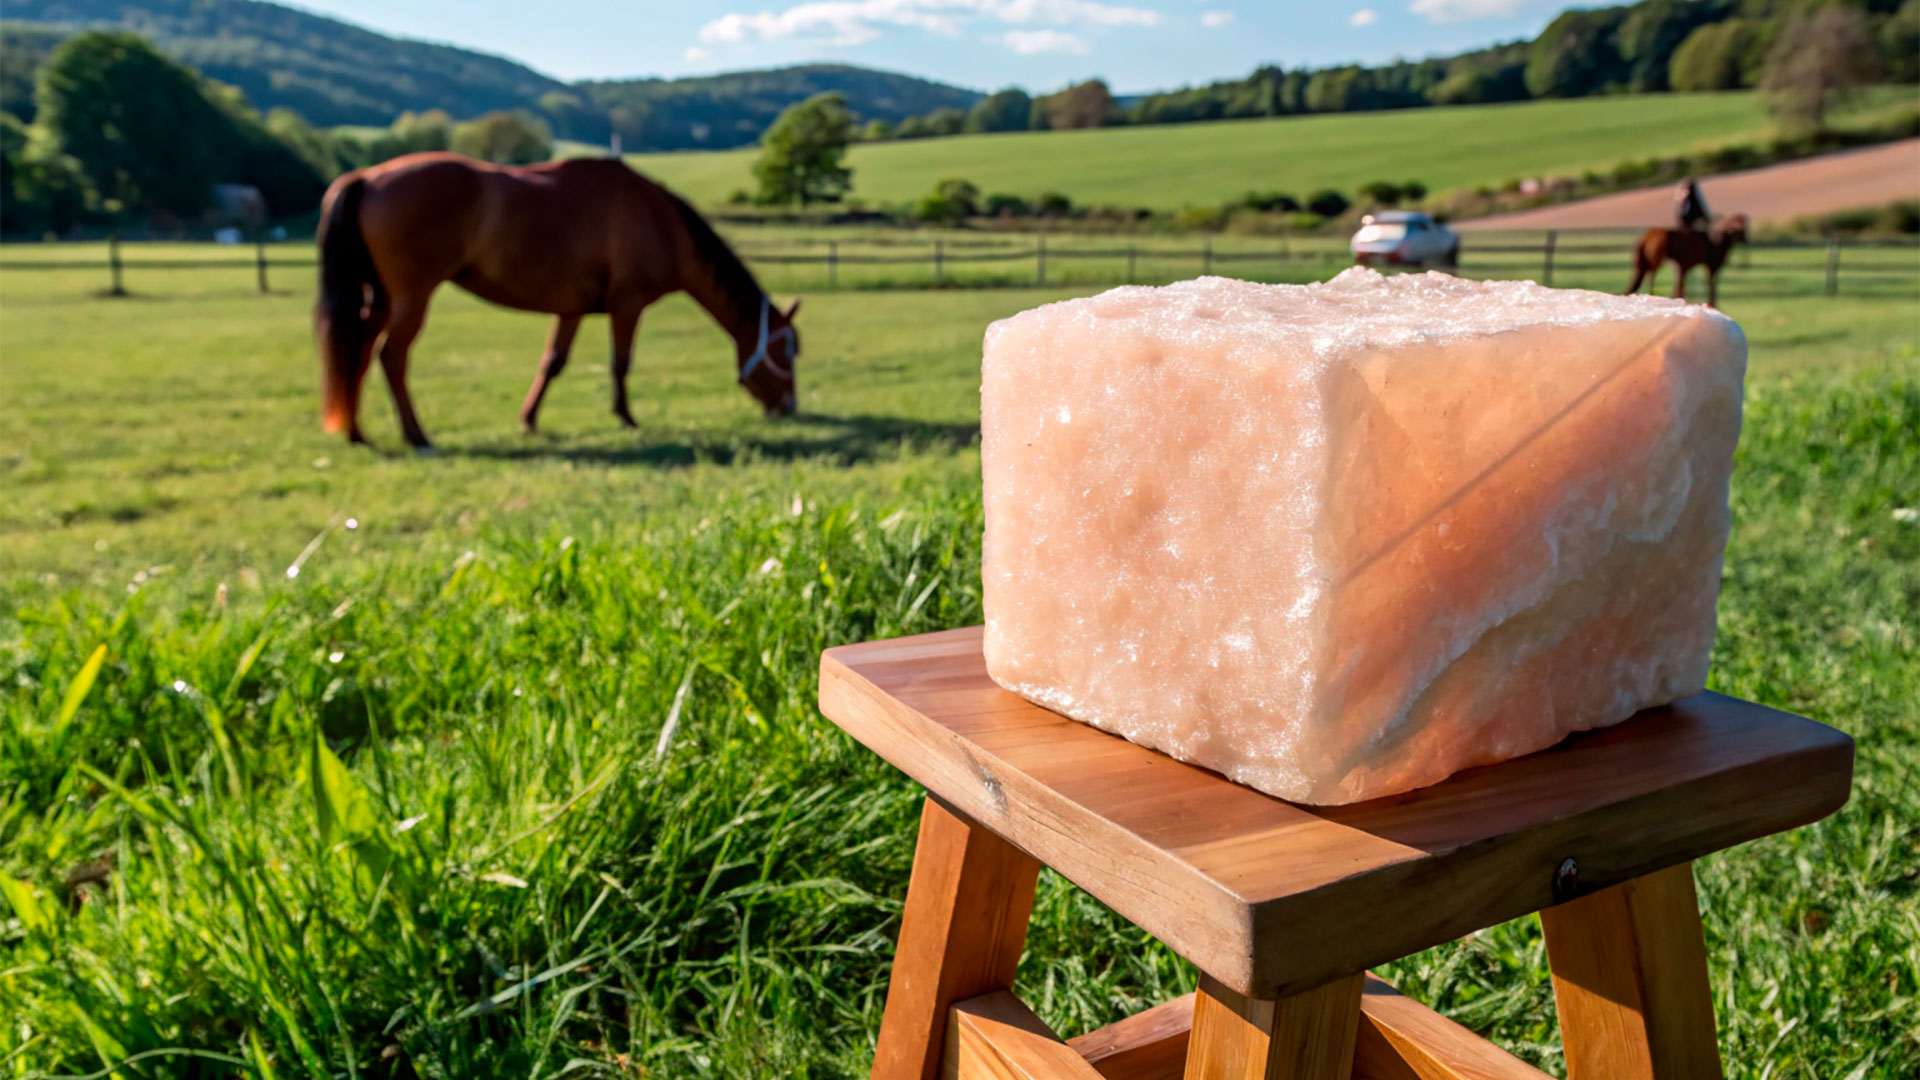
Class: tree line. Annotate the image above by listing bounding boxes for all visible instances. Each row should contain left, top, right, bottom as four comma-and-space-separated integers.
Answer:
0, 31, 553, 235
865, 0, 1917, 142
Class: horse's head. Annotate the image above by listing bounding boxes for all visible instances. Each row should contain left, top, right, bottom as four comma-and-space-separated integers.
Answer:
739, 297, 800, 417
1715, 214, 1749, 248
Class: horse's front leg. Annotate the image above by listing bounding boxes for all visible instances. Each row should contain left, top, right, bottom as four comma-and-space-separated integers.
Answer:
521, 314, 582, 435
609, 304, 642, 429
379, 291, 436, 451
1707, 267, 1718, 308
1671, 265, 1688, 301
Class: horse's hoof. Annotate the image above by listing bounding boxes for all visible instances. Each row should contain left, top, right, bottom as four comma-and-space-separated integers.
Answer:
615, 413, 638, 430
413, 444, 437, 457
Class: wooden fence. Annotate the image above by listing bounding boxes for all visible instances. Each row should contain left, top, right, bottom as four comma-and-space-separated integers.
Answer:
2, 229, 1915, 298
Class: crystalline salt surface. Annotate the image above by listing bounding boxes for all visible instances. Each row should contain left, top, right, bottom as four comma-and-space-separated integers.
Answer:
980, 269, 1747, 805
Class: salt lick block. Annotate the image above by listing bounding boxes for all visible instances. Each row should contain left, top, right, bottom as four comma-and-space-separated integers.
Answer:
981, 269, 1748, 805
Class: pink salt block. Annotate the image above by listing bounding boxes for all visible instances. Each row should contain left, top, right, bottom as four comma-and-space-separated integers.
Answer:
980, 269, 1747, 805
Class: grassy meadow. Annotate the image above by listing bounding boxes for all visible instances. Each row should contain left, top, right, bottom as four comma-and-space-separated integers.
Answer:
613, 89, 1919, 210
1, 248, 1917, 1078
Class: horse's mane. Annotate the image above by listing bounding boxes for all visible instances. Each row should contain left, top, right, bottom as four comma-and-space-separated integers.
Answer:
660, 183, 766, 321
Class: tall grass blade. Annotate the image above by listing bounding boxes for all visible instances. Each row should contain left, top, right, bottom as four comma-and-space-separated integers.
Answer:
52, 644, 107, 736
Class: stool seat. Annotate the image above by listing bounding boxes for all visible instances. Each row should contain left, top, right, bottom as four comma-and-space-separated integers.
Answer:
821, 626, 1853, 999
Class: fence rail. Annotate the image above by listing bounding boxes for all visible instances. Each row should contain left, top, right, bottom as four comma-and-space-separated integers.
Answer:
3, 231, 1915, 299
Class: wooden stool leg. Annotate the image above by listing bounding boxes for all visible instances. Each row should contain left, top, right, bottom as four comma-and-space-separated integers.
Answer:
1183, 972, 1365, 1080
1539, 862, 1723, 1080
871, 796, 1042, 1080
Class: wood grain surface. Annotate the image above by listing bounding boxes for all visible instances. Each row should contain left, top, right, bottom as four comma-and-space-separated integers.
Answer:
946, 991, 1107, 1080
1540, 863, 1725, 1080
873, 797, 1043, 1080
820, 627, 1853, 997
1183, 973, 1364, 1080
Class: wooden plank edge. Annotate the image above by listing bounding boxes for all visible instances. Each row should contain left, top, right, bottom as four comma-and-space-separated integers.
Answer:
1247, 728, 1853, 997
1066, 993, 1194, 1080
1356, 973, 1551, 1080
946, 990, 1108, 1080
1043, 977, 1548, 1080
818, 647, 1263, 993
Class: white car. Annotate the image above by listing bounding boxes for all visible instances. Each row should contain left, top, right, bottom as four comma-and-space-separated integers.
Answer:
1350, 211, 1459, 268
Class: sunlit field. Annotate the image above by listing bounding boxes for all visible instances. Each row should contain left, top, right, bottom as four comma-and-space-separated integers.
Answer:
1, 248, 1916, 1077
612, 89, 1920, 210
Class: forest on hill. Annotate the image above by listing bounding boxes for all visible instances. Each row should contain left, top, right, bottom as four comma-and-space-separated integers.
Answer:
0, 0, 981, 149
881, 0, 1917, 140
5, 0, 1917, 156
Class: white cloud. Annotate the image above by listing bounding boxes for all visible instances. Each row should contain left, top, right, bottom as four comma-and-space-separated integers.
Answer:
697, 0, 1160, 49
1200, 10, 1235, 29
1350, 8, 1377, 26
1406, 0, 1529, 23
1000, 28, 1091, 52
684, 45, 711, 60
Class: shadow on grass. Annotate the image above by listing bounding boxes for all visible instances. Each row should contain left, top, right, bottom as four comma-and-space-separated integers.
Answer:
459, 410, 981, 468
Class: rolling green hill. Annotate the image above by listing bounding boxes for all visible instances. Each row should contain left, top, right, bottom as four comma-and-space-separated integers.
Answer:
0, 2, 981, 148
621, 90, 1911, 209
2, 0, 565, 126
580, 66, 980, 151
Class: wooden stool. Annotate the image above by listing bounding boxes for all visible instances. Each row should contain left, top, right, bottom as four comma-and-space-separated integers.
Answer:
818, 627, 1854, 1080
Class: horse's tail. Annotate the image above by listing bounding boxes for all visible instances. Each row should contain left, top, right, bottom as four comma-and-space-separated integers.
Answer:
315, 175, 382, 437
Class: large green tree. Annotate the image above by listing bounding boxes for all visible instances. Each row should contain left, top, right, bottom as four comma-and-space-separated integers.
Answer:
1761, 5, 1882, 131
451, 110, 552, 164
1880, 0, 1920, 84
1525, 7, 1630, 98
1669, 18, 1763, 91
1616, 0, 1722, 92
32, 29, 323, 218
35, 30, 233, 215
752, 91, 854, 206
0, 110, 90, 234
965, 88, 1032, 133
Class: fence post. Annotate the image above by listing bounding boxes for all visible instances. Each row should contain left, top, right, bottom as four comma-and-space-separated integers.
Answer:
828, 240, 838, 290
255, 236, 269, 294
1203, 234, 1213, 276
1127, 243, 1136, 284
1037, 234, 1046, 287
1825, 239, 1840, 297
1543, 229, 1557, 287
933, 239, 944, 285
107, 232, 126, 296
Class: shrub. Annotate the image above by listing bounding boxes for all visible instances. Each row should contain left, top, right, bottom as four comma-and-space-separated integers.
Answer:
912, 178, 980, 224
1034, 191, 1073, 218
1174, 205, 1228, 231
1240, 190, 1299, 213
450, 110, 552, 165
1306, 189, 1350, 217
983, 193, 1029, 217
1357, 180, 1403, 207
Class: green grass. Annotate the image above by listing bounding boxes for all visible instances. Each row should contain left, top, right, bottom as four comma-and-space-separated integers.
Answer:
0, 254, 1916, 1078
618, 89, 1918, 211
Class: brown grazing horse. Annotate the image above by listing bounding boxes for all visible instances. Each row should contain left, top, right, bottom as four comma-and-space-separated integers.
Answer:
315, 152, 799, 449
1623, 213, 1748, 308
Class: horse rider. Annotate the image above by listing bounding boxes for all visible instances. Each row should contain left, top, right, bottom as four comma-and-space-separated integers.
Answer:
1674, 177, 1710, 232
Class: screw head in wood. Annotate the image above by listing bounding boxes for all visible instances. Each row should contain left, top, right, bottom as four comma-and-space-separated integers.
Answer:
1553, 857, 1580, 900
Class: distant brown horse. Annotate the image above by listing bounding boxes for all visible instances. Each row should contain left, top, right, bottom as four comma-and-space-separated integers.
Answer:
1623, 213, 1748, 308
315, 152, 799, 450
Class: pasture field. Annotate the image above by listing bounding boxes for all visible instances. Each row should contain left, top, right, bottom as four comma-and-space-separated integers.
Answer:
614, 89, 1920, 211
1, 253, 1917, 1078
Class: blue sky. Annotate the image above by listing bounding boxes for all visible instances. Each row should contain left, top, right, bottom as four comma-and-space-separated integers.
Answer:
292, 0, 1570, 95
